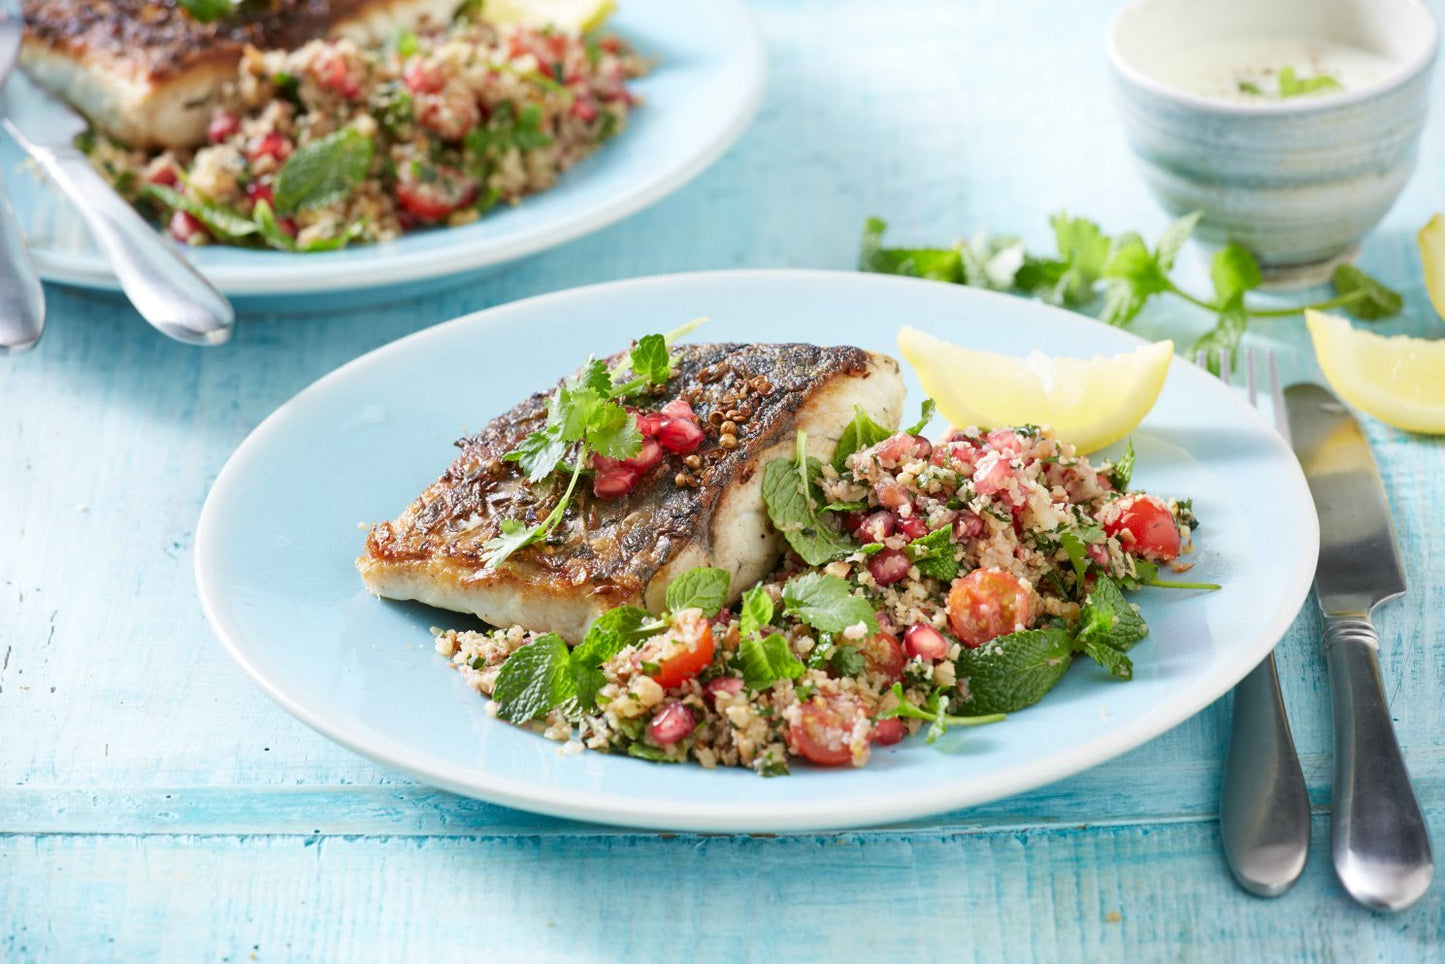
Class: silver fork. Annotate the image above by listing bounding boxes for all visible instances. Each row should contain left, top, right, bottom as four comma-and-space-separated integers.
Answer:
1198, 347, 1313, 896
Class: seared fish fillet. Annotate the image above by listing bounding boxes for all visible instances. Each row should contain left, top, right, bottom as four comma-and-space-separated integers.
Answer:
359, 343, 906, 642
21, 0, 461, 149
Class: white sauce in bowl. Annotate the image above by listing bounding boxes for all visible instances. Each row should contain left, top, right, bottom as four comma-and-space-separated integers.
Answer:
1151, 36, 1397, 102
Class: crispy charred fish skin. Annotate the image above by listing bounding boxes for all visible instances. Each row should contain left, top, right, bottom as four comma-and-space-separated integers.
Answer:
358, 342, 906, 641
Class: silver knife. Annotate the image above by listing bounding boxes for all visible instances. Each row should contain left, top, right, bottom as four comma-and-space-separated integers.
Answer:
0, 69, 234, 345
1286, 382, 1433, 912
0, 12, 43, 353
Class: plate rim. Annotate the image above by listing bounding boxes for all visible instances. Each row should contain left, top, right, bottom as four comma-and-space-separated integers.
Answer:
194, 268, 1321, 831
20, 0, 767, 296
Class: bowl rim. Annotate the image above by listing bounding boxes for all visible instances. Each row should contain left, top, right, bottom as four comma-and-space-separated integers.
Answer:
1105, 0, 1439, 115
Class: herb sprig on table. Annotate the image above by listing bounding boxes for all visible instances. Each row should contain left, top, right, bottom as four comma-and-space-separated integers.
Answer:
482, 318, 707, 571
860, 212, 1403, 367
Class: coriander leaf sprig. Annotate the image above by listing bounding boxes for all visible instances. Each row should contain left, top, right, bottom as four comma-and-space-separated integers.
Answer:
861, 213, 1403, 369
483, 319, 707, 571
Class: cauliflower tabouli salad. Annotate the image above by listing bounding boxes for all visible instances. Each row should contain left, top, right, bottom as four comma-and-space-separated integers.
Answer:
84, 15, 647, 251
359, 324, 1216, 776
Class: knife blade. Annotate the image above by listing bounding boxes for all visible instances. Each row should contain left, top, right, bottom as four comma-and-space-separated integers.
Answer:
0, 70, 234, 346
1285, 383, 1433, 912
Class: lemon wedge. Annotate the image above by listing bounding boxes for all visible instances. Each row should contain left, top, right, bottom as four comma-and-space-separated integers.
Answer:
896, 326, 1173, 453
1305, 310, 1445, 434
1416, 214, 1445, 322
482, 0, 617, 32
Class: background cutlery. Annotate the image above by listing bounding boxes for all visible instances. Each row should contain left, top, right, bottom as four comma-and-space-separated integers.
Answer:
0, 70, 234, 346
1286, 382, 1433, 912
0, 9, 41, 354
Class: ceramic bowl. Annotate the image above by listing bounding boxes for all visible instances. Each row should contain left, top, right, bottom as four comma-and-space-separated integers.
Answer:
1108, 0, 1437, 286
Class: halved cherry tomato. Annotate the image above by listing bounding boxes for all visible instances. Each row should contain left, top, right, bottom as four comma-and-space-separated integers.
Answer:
395, 163, 476, 222
1103, 495, 1181, 562
947, 568, 1032, 648
787, 698, 859, 766
642, 609, 714, 688
854, 630, 905, 683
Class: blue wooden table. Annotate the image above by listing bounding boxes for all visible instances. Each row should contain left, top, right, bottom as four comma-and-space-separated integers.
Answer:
3, 2, 1443, 959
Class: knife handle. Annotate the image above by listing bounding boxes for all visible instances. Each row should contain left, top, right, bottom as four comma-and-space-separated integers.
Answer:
41, 146, 233, 346
0, 164, 44, 353
1324, 614, 1433, 911
1220, 650, 1311, 896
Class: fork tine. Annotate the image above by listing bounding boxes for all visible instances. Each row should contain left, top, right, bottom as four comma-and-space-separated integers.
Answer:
1245, 347, 1257, 408
1194, 349, 1206, 369
1268, 350, 1291, 446
1219, 348, 1231, 385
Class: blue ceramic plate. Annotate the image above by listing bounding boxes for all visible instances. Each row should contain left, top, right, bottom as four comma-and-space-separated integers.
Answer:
195, 270, 1319, 832
1, 1, 763, 297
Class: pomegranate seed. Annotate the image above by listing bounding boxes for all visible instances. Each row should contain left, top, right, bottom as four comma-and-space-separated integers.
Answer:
876, 433, 917, 463
168, 211, 206, 243
244, 181, 274, 211
871, 717, 906, 746
657, 417, 704, 454
704, 677, 743, 704
649, 703, 696, 746
867, 548, 911, 587
247, 133, 292, 163
633, 411, 664, 437
932, 440, 979, 472
622, 437, 663, 473
909, 435, 933, 461
660, 398, 696, 420
593, 467, 638, 499
402, 58, 445, 94
896, 515, 928, 540
876, 482, 910, 511
954, 512, 985, 541
986, 429, 1025, 457
277, 218, 298, 238
874, 610, 896, 633
570, 96, 598, 122
1087, 543, 1111, 567
904, 622, 950, 660
147, 165, 178, 187
1097, 473, 1114, 492
207, 111, 239, 143
857, 510, 896, 543
840, 511, 865, 536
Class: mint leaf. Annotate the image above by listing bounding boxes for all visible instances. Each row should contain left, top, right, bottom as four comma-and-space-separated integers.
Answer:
505, 426, 569, 483
1278, 66, 1342, 99
1107, 438, 1135, 492
1075, 575, 1149, 653
832, 405, 893, 472
781, 572, 878, 635
906, 526, 959, 582
574, 606, 661, 667
829, 644, 866, 678
903, 398, 937, 436
1210, 243, 1263, 303
952, 627, 1075, 715
492, 634, 572, 722
1332, 265, 1403, 321
738, 584, 774, 637
273, 128, 373, 214
628, 334, 671, 385
762, 435, 854, 566
737, 632, 805, 690
1080, 639, 1134, 680
665, 567, 730, 617
141, 182, 257, 240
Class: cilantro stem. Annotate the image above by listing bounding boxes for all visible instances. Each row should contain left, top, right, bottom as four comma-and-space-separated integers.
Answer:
536, 444, 588, 539
1139, 578, 1221, 590
662, 316, 709, 345
1246, 290, 1364, 318
1166, 283, 1221, 314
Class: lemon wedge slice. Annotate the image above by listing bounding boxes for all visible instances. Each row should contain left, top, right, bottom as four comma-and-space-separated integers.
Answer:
1416, 214, 1445, 322
1305, 310, 1445, 434
896, 326, 1173, 453
482, 0, 617, 32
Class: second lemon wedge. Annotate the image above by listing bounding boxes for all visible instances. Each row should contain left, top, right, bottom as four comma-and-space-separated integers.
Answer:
482, 0, 617, 32
1306, 310, 1445, 434
896, 327, 1173, 453
1416, 214, 1445, 322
